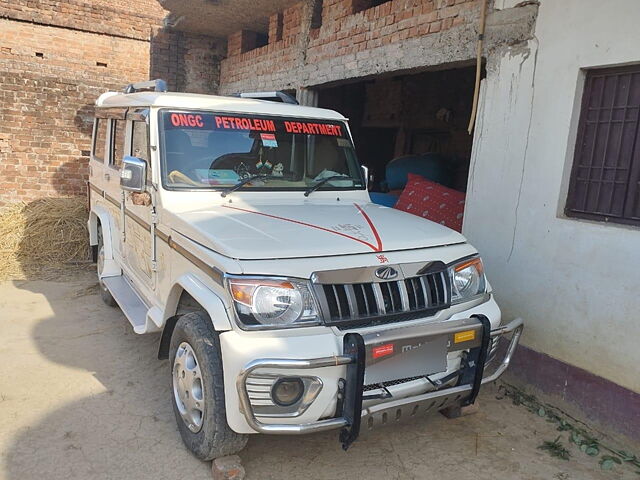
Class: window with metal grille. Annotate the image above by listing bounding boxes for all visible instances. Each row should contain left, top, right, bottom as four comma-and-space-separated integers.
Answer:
565, 65, 640, 227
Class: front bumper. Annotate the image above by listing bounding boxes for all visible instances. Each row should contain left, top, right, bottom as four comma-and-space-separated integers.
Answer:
235, 315, 523, 448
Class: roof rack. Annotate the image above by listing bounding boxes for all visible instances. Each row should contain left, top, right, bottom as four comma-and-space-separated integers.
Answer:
231, 91, 299, 105
124, 79, 168, 94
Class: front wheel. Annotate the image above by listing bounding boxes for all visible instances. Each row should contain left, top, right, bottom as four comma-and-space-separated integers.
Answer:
169, 311, 248, 460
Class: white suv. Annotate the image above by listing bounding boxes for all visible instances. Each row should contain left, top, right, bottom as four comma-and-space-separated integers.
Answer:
88, 80, 523, 460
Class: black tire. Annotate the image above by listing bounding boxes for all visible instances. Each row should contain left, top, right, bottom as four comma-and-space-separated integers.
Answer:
169, 311, 248, 460
97, 226, 117, 307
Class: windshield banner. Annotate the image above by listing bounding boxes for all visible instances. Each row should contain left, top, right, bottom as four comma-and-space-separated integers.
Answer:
164, 112, 345, 137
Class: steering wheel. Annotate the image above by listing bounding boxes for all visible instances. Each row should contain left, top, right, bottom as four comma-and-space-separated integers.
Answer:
206, 153, 259, 172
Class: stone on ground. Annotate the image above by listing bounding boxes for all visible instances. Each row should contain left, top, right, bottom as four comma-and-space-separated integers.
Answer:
212, 455, 245, 480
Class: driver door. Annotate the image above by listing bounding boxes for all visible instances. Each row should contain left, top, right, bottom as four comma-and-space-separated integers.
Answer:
122, 117, 155, 291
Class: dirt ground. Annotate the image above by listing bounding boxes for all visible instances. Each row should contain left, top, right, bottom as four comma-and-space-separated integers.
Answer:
0, 273, 637, 480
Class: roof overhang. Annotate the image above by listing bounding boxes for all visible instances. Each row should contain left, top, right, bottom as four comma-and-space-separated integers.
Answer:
159, 0, 299, 37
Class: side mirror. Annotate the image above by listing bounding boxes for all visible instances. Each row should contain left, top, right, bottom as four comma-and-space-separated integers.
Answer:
120, 156, 147, 193
361, 165, 370, 189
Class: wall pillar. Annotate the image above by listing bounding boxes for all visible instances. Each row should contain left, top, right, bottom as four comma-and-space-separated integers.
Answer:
297, 87, 318, 106
151, 28, 226, 94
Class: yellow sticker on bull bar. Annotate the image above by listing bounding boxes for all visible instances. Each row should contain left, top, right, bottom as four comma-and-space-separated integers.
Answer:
454, 330, 476, 344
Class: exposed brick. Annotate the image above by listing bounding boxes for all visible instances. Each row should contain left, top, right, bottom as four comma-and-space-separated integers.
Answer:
0, 2, 223, 205
219, 0, 484, 92
0, 0, 165, 41
211, 455, 245, 480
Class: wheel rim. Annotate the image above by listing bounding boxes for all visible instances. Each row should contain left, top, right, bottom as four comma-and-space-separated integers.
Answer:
172, 342, 206, 433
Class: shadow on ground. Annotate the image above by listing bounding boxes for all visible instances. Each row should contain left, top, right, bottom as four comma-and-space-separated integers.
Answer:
0, 275, 635, 480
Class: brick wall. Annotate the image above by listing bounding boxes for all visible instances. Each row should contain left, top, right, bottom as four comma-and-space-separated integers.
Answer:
152, 30, 226, 94
0, 0, 164, 40
218, 0, 537, 95
0, 1, 222, 205
0, 24, 156, 204
0, 1, 165, 204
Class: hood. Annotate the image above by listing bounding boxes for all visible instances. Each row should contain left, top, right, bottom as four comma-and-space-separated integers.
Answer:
170, 202, 466, 260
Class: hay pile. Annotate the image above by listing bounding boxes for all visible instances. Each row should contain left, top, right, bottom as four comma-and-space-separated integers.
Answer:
0, 197, 90, 280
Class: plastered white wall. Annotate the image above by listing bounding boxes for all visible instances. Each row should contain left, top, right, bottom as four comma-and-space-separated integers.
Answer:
464, 0, 640, 393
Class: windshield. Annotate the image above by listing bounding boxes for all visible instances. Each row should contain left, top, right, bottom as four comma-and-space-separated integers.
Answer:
159, 110, 365, 191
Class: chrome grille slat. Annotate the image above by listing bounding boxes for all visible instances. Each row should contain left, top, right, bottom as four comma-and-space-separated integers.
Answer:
360, 284, 371, 316
345, 284, 358, 317
247, 392, 272, 399
316, 268, 450, 329
397, 280, 410, 311
371, 283, 387, 315
440, 272, 449, 303
332, 285, 344, 318
418, 276, 431, 306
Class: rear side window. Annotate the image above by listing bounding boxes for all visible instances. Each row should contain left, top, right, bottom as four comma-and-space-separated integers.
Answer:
110, 119, 126, 170
131, 121, 150, 163
132, 121, 151, 181
93, 119, 107, 161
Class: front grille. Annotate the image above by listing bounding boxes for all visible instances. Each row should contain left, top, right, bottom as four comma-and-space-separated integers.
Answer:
363, 375, 425, 392
314, 270, 450, 330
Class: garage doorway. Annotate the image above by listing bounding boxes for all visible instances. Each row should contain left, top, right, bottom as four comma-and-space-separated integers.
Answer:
317, 65, 483, 227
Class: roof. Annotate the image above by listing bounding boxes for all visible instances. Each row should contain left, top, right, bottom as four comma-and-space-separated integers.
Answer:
95, 91, 347, 121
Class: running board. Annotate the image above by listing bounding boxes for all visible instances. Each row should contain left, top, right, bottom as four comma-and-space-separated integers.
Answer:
102, 276, 150, 334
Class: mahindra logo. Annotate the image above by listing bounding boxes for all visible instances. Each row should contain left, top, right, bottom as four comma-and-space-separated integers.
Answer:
375, 266, 398, 280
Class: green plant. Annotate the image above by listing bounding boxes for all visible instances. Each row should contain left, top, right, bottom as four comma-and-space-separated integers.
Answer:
498, 383, 640, 475
538, 436, 571, 460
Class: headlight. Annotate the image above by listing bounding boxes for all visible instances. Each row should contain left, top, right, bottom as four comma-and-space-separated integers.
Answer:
449, 257, 486, 304
227, 277, 321, 330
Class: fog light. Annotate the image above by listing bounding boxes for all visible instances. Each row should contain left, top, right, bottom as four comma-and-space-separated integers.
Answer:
271, 377, 304, 406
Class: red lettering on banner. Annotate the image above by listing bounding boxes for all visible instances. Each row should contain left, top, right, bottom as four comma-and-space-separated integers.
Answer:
171, 113, 205, 128
213, 116, 277, 132
283, 121, 342, 136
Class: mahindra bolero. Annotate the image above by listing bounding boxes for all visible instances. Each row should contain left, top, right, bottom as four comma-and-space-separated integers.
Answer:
87, 80, 523, 460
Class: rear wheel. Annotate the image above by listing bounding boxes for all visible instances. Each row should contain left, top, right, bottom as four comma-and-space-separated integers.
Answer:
169, 311, 248, 460
97, 226, 117, 307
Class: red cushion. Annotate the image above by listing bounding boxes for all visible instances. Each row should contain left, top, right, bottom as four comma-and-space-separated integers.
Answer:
393, 173, 466, 232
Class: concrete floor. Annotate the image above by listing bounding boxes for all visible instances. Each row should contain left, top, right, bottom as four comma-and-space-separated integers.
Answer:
0, 273, 636, 480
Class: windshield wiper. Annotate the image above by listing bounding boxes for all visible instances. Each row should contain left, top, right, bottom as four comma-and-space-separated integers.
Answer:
304, 175, 356, 197
221, 174, 276, 197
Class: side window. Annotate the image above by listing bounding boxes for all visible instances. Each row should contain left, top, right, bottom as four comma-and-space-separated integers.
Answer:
132, 121, 151, 181
93, 118, 107, 162
565, 65, 640, 226
110, 119, 126, 170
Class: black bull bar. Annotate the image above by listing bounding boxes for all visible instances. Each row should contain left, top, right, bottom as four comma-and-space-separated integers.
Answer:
236, 315, 524, 450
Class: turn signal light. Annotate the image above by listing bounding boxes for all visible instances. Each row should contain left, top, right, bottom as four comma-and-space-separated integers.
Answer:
229, 278, 294, 306
454, 329, 476, 344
